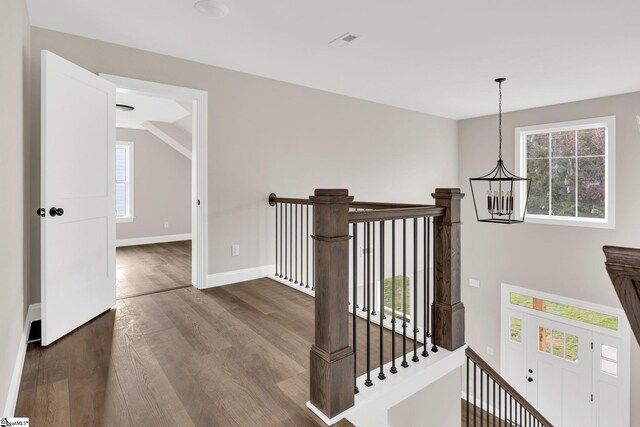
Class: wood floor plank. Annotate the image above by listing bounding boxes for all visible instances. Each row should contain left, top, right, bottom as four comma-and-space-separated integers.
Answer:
34, 378, 71, 427
110, 321, 195, 427
16, 277, 436, 426
116, 240, 191, 299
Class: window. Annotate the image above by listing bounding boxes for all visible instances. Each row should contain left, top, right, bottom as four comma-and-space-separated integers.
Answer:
601, 344, 617, 376
538, 326, 578, 362
509, 316, 522, 343
383, 275, 411, 323
510, 291, 619, 331
515, 117, 615, 228
115, 141, 134, 222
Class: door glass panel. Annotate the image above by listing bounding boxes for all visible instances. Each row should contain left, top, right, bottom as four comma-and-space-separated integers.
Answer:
601, 344, 617, 376
538, 326, 579, 363
552, 330, 565, 358
565, 334, 579, 362
539, 327, 551, 353
510, 317, 522, 343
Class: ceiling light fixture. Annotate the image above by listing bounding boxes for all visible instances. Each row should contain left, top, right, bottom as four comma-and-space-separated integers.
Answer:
469, 78, 531, 224
115, 104, 135, 112
194, 0, 230, 18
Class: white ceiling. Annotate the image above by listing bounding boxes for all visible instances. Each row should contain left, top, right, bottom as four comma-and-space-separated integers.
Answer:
27, 0, 640, 119
115, 91, 190, 129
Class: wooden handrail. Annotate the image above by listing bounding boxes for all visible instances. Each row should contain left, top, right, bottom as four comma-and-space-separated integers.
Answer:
348, 206, 445, 223
268, 194, 441, 210
603, 245, 640, 346
466, 347, 554, 426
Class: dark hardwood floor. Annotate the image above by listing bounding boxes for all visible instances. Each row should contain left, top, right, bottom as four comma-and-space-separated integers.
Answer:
15, 277, 430, 426
116, 240, 191, 299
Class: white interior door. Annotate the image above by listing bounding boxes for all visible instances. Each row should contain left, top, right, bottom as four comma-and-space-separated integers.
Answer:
41, 50, 116, 345
525, 314, 593, 427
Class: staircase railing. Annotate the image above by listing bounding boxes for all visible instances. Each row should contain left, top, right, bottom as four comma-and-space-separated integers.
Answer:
603, 246, 640, 346
465, 347, 553, 427
269, 188, 465, 420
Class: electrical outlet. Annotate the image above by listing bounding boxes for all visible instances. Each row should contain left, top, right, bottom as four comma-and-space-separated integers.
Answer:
231, 244, 240, 256
164, 221, 169, 229
469, 278, 480, 288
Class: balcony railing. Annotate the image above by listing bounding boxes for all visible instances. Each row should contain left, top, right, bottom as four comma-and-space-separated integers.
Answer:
269, 188, 465, 420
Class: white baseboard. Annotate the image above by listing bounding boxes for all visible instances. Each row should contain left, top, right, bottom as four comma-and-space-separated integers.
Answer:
3, 303, 41, 417
205, 264, 276, 288
116, 233, 192, 247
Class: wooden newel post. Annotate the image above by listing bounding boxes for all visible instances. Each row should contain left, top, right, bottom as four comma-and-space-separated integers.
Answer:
431, 188, 465, 351
309, 189, 355, 419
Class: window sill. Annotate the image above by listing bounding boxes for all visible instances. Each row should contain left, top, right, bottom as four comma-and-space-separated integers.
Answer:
116, 216, 135, 223
524, 214, 614, 229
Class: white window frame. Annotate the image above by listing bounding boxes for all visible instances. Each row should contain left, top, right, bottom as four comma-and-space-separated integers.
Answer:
115, 140, 134, 223
514, 116, 615, 229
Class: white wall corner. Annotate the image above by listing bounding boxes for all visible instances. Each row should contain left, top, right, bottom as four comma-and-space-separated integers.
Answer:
3, 303, 41, 417
206, 265, 276, 288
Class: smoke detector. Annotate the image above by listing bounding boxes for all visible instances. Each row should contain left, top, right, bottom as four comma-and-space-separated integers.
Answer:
328, 32, 359, 47
194, 0, 230, 18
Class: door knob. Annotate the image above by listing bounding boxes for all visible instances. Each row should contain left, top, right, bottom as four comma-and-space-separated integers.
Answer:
36, 208, 46, 217
49, 207, 64, 217
527, 377, 533, 382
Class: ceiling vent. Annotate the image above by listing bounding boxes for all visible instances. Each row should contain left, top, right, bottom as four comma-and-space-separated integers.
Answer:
328, 32, 359, 47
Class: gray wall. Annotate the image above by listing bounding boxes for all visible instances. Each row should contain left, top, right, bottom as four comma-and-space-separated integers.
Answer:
29, 27, 459, 302
387, 368, 462, 427
115, 128, 191, 241
458, 91, 640, 426
0, 0, 30, 413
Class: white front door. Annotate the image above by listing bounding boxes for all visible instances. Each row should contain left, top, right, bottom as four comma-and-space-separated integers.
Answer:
524, 315, 593, 427
41, 50, 116, 345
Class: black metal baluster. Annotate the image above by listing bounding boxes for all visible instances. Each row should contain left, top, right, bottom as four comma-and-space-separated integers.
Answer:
431, 218, 438, 353
362, 221, 368, 312
422, 217, 429, 357
279, 204, 283, 278
412, 218, 419, 363
378, 221, 386, 380
480, 368, 484, 427
365, 222, 373, 387
487, 371, 490, 426
294, 204, 298, 284
352, 223, 358, 394
401, 219, 408, 368
466, 355, 470, 427
275, 202, 278, 276
520, 403, 523, 427
312, 205, 315, 291
284, 204, 288, 280
498, 385, 501, 426
289, 203, 293, 281
371, 222, 377, 316
493, 379, 496, 426
474, 361, 477, 425
427, 216, 431, 341
390, 221, 397, 374
510, 395, 513, 425
300, 204, 304, 287
306, 205, 310, 288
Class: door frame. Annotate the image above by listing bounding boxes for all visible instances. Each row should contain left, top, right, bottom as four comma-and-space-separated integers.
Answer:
500, 283, 631, 426
99, 74, 208, 289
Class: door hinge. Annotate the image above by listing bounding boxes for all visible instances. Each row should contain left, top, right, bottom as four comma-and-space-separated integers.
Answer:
198, 199, 201, 206
591, 394, 594, 402
591, 342, 594, 350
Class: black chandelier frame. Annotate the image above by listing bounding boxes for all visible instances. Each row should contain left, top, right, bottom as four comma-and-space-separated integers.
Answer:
469, 78, 531, 224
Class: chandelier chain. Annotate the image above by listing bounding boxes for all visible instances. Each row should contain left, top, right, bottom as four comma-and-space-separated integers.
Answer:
498, 79, 503, 160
